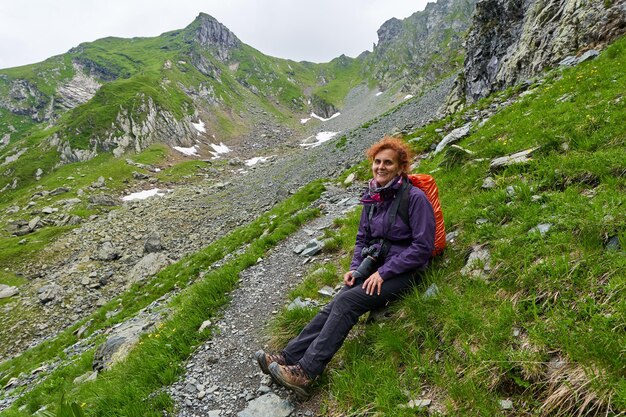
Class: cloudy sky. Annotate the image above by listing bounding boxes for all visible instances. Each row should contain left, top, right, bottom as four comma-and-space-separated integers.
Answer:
0, 0, 431, 69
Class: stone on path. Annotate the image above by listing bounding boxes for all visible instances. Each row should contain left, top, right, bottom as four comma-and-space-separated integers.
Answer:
237, 393, 294, 417
300, 239, 322, 257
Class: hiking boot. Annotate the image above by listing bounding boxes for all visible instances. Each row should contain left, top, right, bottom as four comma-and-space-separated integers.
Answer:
268, 362, 312, 398
254, 350, 286, 375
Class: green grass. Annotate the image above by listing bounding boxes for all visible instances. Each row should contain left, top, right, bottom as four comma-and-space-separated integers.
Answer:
0, 180, 326, 416
268, 36, 626, 416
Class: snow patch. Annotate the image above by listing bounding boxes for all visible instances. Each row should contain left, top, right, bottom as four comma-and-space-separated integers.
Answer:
245, 156, 272, 167
311, 112, 340, 122
375, 92, 383, 97
209, 142, 231, 158
301, 132, 339, 148
173, 145, 199, 156
404, 94, 414, 100
192, 120, 206, 133
300, 117, 311, 124
122, 188, 167, 201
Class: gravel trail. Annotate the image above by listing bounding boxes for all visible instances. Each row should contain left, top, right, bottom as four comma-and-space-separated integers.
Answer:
169, 184, 362, 417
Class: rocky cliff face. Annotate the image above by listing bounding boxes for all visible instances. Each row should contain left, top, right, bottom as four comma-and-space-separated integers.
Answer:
363, 0, 477, 93
56, 63, 102, 110
53, 96, 197, 164
0, 78, 50, 122
461, 0, 626, 101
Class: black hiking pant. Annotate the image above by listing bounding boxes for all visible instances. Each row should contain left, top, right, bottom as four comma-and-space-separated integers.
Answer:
282, 270, 421, 378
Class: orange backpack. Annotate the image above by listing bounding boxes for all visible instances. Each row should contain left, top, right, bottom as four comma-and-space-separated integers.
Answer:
404, 174, 446, 256
365, 174, 446, 256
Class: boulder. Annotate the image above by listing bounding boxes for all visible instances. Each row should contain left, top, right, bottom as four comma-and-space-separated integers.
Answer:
318, 286, 335, 297
94, 242, 120, 261
489, 147, 539, 171
6, 220, 29, 235
605, 236, 621, 251
91, 176, 105, 188
482, 177, 496, 189
92, 314, 160, 371
28, 216, 42, 231
0, 285, 19, 299
529, 223, 552, 236
434, 123, 471, 154
127, 252, 171, 284
132, 171, 150, 180
37, 283, 64, 304
88, 194, 118, 206
50, 187, 70, 196
300, 239, 322, 257
343, 173, 355, 185
73, 371, 98, 385
144, 231, 162, 253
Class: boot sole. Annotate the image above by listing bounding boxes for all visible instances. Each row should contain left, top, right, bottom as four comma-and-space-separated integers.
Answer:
268, 362, 311, 399
254, 350, 270, 374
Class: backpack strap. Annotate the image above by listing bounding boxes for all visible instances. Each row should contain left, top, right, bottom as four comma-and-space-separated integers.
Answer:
366, 179, 411, 241
390, 180, 411, 231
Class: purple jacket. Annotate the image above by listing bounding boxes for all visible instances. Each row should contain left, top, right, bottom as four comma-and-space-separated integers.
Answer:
350, 178, 435, 280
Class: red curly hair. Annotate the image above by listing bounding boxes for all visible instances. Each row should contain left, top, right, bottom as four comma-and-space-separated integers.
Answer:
366, 136, 414, 176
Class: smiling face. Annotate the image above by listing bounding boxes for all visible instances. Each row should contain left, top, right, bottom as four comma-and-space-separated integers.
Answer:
372, 148, 402, 186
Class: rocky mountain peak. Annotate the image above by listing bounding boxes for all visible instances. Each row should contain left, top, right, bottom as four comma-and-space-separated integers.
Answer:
185, 13, 241, 61
376, 17, 404, 46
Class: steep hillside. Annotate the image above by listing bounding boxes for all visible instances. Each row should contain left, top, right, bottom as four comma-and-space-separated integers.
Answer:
362, 0, 477, 94
275, 35, 626, 416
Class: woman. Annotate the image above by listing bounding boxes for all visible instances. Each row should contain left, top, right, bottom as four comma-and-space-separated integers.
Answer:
256, 136, 436, 397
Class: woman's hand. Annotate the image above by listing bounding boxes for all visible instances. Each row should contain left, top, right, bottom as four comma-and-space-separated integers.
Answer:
362, 271, 384, 296
343, 271, 356, 287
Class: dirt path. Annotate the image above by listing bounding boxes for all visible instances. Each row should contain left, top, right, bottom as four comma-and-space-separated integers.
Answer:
168, 184, 361, 417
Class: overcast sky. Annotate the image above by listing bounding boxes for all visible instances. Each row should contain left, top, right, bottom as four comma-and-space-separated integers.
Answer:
0, 0, 431, 69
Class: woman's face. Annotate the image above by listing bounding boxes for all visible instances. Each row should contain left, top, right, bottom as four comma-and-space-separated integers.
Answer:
372, 148, 402, 186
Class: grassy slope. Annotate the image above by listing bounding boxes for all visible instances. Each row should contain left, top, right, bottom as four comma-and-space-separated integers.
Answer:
272, 37, 626, 416
5, 14, 623, 417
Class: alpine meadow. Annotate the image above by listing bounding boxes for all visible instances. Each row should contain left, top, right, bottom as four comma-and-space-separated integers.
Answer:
0, 0, 624, 416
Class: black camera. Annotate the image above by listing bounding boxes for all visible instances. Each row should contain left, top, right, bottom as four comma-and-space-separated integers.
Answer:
352, 244, 381, 280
